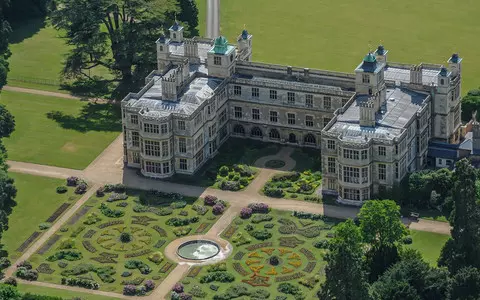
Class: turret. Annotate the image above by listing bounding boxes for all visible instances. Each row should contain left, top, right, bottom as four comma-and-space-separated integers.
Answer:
374, 45, 388, 64
448, 53, 462, 78
236, 28, 253, 61
207, 36, 236, 78
156, 34, 171, 72
355, 51, 387, 107
169, 21, 184, 43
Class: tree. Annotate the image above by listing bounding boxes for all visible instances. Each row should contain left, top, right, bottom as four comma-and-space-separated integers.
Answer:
0, 284, 21, 300
0, 104, 14, 138
318, 219, 370, 300
52, 0, 197, 97
460, 89, 480, 122
359, 200, 408, 281
0, 0, 10, 90
439, 159, 480, 273
370, 249, 451, 300
178, 0, 198, 36
450, 266, 480, 300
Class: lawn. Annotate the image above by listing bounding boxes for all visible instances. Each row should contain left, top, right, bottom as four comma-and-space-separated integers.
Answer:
25, 187, 226, 295
407, 229, 449, 266
8, 18, 112, 92
3, 173, 81, 260
0, 90, 121, 169
17, 283, 116, 300
197, 0, 480, 94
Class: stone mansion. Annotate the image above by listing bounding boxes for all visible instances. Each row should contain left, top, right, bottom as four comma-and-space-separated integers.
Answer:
121, 22, 463, 205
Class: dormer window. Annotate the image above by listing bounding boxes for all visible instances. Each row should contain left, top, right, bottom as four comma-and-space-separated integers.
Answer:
173, 33, 176, 39
214, 56, 222, 65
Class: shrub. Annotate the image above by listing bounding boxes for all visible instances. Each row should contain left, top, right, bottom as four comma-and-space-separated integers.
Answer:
269, 256, 279, 266
4, 277, 17, 286
123, 284, 138, 296
304, 196, 322, 203
199, 272, 235, 283
251, 214, 273, 224
182, 278, 191, 285
207, 263, 227, 273
120, 232, 132, 243
219, 166, 229, 177
240, 207, 252, 219
403, 236, 413, 244
38, 222, 51, 230
147, 252, 164, 264
15, 267, 38, 281
46, 250, 83, 262
83, 212, 102, 225
213, 285, 250, 300
264, 223, 275, 229
272, 172, 300, 182
66, 176, 79, 187
61, 277, 99, 289
189, 285, 206, 297
239, 178, 249, 186
251, 289, 270, 300
166, 216, 199, 227
171, 201, 187, 209
74, 183, 88, 195
277, 282, 302, 296
204, 195, 218, 206
234, 164, 255, 177
121, 271, 132, 277
172, 282, 184, 293
250, 230, 272, 240
244, 224, 254, 231
17, 261, 32, 269
57, 238, 76, 250
219, 180, 241, 191
96, 187, 105, 197
264, 187, 285, 198
124, 260, 151, 274
104, 183, 126, 193
314, 240, 330, 249
99, 203, 124, 218
0, 257, 11, 269
56, 186, 68, 194
58, 261, 68, 268
212, 203, 225, 215
192, 204, 208, 215
144, 280, 155, 291
292, 211, 324, 220
107, 193, 128, 202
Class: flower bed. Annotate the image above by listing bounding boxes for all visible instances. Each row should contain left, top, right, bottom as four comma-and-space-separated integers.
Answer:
45, 203, 70, 223
16, 231, 41, 252
263, 171, 322, 200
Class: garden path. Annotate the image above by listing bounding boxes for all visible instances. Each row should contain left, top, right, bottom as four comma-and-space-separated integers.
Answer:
3, 85, 109, 103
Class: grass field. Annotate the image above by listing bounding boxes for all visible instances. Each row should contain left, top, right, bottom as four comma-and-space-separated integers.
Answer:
3, 173, 81, 259
17, 283, 115, 300
0, 90, 121, 169
197, 0, 480, 94
8, 18, 112, 91
407, 229, 449, 266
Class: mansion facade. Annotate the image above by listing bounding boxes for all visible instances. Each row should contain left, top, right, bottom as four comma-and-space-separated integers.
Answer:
121, 23, 463, 205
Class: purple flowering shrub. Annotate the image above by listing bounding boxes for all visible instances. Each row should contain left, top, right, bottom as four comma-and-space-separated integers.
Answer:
240, 207, 252, 219
204, 195, 218, 206
248, 203, 269, 214
172, 282, 184, 293
75, 183, 88, 195
66, 176, 79, 187
212, 203, 225, 215
144, 280, 155, 291
123, 284, 137, 296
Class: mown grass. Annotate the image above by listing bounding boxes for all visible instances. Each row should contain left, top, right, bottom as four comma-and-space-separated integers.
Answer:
197, 0, 480, 94
17, 283, 116, 300
0, 90, 121, 169
4, 173, 81, 260
407, 229, 449, 266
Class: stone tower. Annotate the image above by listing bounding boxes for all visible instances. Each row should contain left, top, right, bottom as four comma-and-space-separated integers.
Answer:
169, 21, 184, 43
156, 34, 171, 73
237, 28, 253, 61
355, 51, 387, 109
207, 36, 236, 78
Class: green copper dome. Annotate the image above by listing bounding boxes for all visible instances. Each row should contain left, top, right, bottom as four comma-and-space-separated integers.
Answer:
213, 36, 229, 54
363, 53, 377, 63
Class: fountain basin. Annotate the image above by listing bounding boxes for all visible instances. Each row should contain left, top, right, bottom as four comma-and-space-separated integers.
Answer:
177, 240, 220, 260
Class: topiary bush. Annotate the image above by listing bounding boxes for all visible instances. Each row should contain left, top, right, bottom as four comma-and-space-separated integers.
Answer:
219, 166, 229, 177
269, 256, 279, 266
240, 207, 252, 219
204, 195, 218, 206
75, 183, 88, 195
56, 186, 68, 194
66, 176, 79, 187
172, 282, 184, 293
144, 280, 155, 291
249, 230, 272, 241
219, 180, 241, 191
264, 187, 285, 198
96, 187, 105, 197
120, 232, 132, 243
212, 203, 225, 215
38, 222, 51, 230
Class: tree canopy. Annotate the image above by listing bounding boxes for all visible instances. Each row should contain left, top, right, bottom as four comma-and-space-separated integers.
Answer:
460, 89, 480, 122
52, 0, 198, 97
439, 159, 480, 273
318, 219, 369, 300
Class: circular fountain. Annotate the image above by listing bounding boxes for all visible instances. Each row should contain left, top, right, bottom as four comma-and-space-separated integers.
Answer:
177, 240, 221, 260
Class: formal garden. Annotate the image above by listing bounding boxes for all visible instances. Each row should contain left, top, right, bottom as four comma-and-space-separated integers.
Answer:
165, 138, 280, 191
262, 171, 322, 201
14, 181, 227, 295
169, 205, 339, 299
